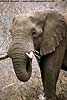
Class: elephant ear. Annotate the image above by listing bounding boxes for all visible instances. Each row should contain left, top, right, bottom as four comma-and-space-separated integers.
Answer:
40, 11, 66, 56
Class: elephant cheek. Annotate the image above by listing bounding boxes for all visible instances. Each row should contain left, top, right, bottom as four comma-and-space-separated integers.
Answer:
33, 37, 42, 50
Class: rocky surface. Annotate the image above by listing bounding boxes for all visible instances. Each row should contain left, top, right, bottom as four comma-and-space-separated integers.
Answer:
0, 0, 67, 100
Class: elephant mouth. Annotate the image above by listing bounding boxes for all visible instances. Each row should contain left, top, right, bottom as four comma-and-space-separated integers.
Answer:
25, 51, 34, 72
26, 57, 32, 72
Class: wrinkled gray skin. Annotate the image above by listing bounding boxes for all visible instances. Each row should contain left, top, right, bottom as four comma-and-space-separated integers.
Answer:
8, 10, 67, 100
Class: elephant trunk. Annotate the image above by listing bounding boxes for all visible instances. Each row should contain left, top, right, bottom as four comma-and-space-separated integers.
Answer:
12, 54, 32, 82
8, 40, 33, 82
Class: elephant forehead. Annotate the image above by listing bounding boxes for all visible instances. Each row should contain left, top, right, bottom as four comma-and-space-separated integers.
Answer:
13, 15, 32, 27
12, 12, 46, 27
10, 15, 34, 34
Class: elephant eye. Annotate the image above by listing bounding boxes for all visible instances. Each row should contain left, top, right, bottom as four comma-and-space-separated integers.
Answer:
32, 31, 37, 38
32, 31, 36, 35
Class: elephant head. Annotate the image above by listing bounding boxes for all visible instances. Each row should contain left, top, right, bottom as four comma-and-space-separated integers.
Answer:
0, 11, 66, 82
6, 12, 47, 82
0, 12, 44, 82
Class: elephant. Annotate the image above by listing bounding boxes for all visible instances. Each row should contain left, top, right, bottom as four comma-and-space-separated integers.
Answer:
0, 10, 67, 100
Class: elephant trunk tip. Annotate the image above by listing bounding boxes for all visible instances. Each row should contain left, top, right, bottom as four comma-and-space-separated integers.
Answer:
16, 70, 32, 82
17, 75, 31, 82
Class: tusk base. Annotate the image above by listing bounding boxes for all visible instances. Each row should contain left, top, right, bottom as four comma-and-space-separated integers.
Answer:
26, 52, 34, 59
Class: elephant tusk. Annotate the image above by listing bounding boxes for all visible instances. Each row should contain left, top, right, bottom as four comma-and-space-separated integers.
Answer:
0, 53, 9, 60
26, 52, 34, 59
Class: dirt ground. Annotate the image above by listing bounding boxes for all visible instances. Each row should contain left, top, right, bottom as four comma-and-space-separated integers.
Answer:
0, 0, 67, 100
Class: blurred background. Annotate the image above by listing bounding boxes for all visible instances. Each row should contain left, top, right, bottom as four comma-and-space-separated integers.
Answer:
0, 0, 67, 100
